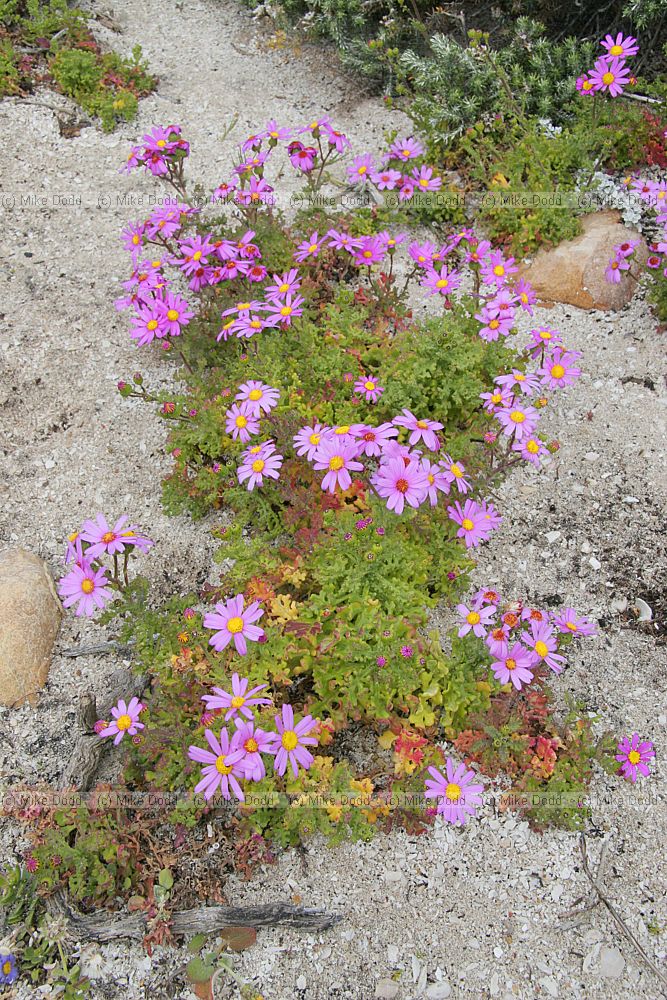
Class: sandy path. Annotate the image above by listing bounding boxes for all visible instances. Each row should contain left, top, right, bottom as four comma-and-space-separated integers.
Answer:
0, 1, 666, 998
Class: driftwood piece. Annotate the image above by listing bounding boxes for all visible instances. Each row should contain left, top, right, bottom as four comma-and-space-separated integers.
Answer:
48, 892, 342, 941
59, 669, 148, 792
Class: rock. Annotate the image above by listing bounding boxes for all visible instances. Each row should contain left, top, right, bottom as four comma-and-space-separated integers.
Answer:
375, 979, 399, 999
0, 548, 61, 706
296, 974, 307, 990
426, 984, 452, 999
599, 945, 625, 979
517, 211, 647, 311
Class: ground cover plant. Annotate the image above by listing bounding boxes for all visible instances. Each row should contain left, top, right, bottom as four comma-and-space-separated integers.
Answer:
0, 0, 155, 130
0, 46, 660, 996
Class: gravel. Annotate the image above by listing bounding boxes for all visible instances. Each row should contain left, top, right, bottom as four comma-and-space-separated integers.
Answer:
1, 0, 666, 998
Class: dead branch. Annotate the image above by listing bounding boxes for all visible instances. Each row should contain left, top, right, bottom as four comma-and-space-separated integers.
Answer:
47, 892, 342, 941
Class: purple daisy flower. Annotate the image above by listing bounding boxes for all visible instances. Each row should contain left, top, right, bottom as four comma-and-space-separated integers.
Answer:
80, 514, 153, 558
98, 697, 144, 745
421, 265, 462, 297
495, 403, 540, 442
294, 232, 322, 263
491, 642, 535, 690
204, 594, 265, 655
58, 562, 114, 617
155, 291, 194, 337
522, 622, 566, 674
589, 56, 631, 97
601, 32, 639, 59
615, 733, 655, 782
313, 438, 363, 493
388, 136, 424, 161
447, 499, 493, 548
235, 380, 280, 416
456, 602, 497, 638
440, 455, 471, 495
262, 293, 305, 327
264, 269, 301, 300
237, 448, 284, 490
372, 457, 429, 514
348, 153, 375, 185
353, 376, 384, 402
188, 727, 246, 801
234, 719, 274, 781
513, 435, 548, 466
351, 422, 398, 457
266, 703, 318, 778
0, 954, 19, 986
421, 457, 450, 506
294, 423, 330, 461
201, 672, 272, 721
539, 349, 582, 390
393, 408, 443, 451
552, 608, 597, 637
424, 758, 484, 826
225, 401, 260, 443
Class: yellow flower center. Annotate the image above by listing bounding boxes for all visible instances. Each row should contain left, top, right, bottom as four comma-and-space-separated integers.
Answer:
329, 455, 344, 471
402, 149, 411, 157
167, 309, 179, 321
280, 306, 292, 316
68, 531, 79, 542
505, 658, 517, 671
2, 960, 11, 975
628, 750, 641, 765
282, 730, 299, 751
466, 611, 481, 625
250, 320, 262, 329
364, 381, 376, 391
231, 695, 245, 709
602, 71, 615, 86
279, 282, 290, 293
132, 234, 140, 245
308, 244, 318, 253
396, 477, 409, 493
526, 439, 540, 454
358, 166, 367, 175
461, 518, 474, 531
566, 622, 578, 632
251, 459, 265, 473
248, 389, 263, 400
428, 474, 434, 484
116, 714, 132, 731
436, 278, 449, 289
510, 410, 526, 423
335, 425, 351, 434
81, 579, 95, 594
493, 264, 505, 276
489, 319, 500, 329
363, 250, 373, 258
582, 79, 593, 91
450, 464, 462, 478
551, 364, 565, 379
534, 640, 548, 657
235, 415, 248, 428
227, 616, 244, 633
309, 433, 320, 445
417, 420, 428, 429
147, 320, 158, 331
244, 737, 259, 753
610, 45, 623, 56
102, 531, 116, 543
216, 754, 233, 774
419, 178, 428, 187
151, 260, 162, 268
445, 782, 461, 802
192, 251, 202, 261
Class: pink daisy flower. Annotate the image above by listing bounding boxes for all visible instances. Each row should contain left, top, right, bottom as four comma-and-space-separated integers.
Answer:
288, 142, 317, 172
372, 457, 429, 514
615, 733, 655, 782
482, 250, 517, 286
370, 168, 402, 190
447, 499, 492, 548
350, 422, 398, 457
80, 514, 153, 558
495, 369, 541, 396
234, 719, 274, 781
264, 269, 301, 300
353, 376, 384, 402
408, 240, 438, 268
294, 423, 330, 461
237, 448, 284, 490
348, 153, 375, 185
201, 673, 271, 721
393, 408, 443, 451
552, 608, 597, 637
411, 165, 441, 192
326, 229, 362, 253
576, 74, 595, 95
98, 697, 144, 746
475, 308, 514, 342
513, 435, 548, 466
424, 759, 484, 826
225, 401, 260, 443
440, 455, 471, 494
155, 291, 194, 337
589, 56, 631, 97
188, 727, 246, 801
605, 255, 630, 283
513, 278, 537, 314
262, 293, 305, 327
235, 380, 280, 416
204, 594, 265, 655
539, 349, 582, 390
491, 642, 534, 690
456, 602, 497, 638
421, 265, 462, 297
129, 302, 169, 346
421, 457, 450, 506
58, 562, 114, 617
526, 326, 564, 358
388, 136, 424, 161
601, 32, 639, 59
522, 622, 566, 674
353, 236, 387, 267
495, 403, 540, 442
294, 232, 322, 263
266, 703, 318, 778
313, 438, 363, 493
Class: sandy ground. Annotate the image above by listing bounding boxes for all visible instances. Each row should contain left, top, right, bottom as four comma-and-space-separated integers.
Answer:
0, 1, 666, 998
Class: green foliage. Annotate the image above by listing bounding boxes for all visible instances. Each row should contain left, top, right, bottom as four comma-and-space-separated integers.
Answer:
0, 39, 19, 96
49, 44, 152, 130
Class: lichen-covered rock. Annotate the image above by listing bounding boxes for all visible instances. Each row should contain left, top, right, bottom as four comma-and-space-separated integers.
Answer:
518, 211, 647, 310
0, 548, 62, 706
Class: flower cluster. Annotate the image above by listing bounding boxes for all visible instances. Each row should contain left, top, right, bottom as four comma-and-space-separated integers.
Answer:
605, 238, 640, 284
124, 124, 190, 176
576, 32, 638, 99
481, 324, 581, 467
189, 674, 318, 800
57, 514, 153, 617
456, 590, 597, 691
